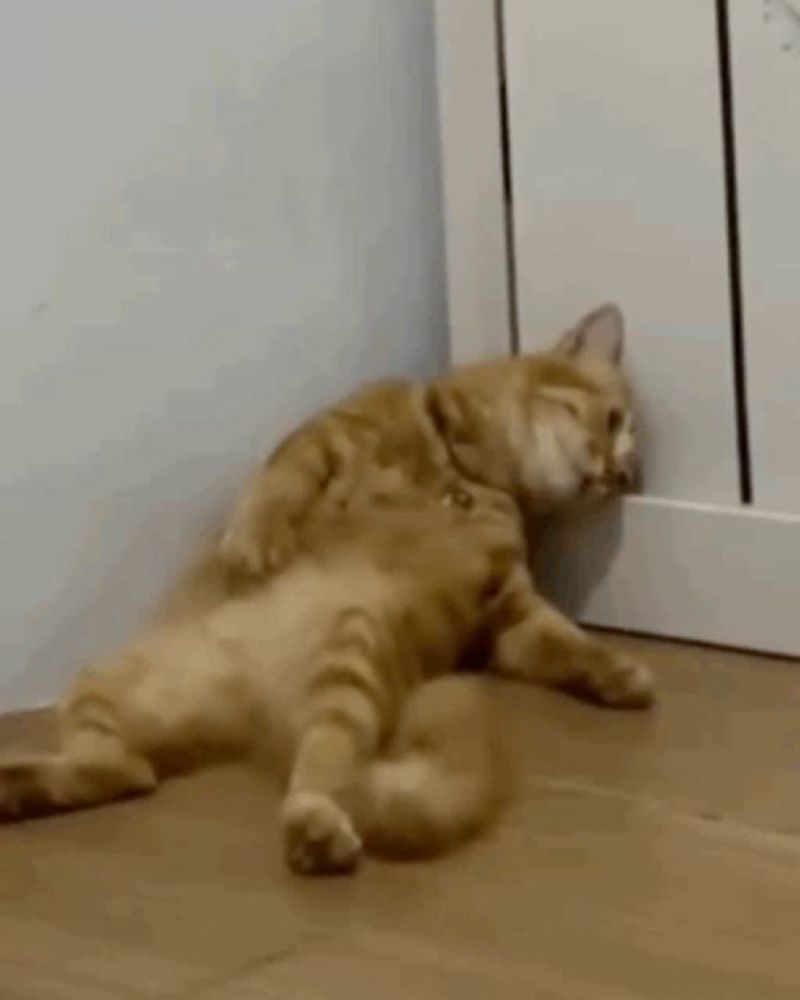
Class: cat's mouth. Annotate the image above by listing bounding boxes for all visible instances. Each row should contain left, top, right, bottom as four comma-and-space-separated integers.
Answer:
580, 462, 640, 499
579, 475, 613, 500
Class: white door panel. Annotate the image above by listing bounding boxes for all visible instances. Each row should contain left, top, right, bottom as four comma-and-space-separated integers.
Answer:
730, 0, 800, 512
505, 0, 740, 504
536, 497, 800, 658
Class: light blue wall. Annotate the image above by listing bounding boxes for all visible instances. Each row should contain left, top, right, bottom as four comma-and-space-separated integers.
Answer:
0, 0, 447, 709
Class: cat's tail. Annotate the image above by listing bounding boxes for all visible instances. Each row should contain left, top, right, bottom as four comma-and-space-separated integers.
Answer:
349, 676, 512, 859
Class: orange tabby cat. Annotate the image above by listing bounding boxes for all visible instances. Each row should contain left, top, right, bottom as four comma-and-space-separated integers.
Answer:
0, 304, 653, 875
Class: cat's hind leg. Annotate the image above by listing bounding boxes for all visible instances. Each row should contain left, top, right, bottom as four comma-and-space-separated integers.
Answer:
0, 627, 250, 822
0, 688, 157, 821
282, 608, 393, 876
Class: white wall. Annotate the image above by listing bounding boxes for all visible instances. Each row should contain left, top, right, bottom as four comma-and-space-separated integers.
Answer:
0, 0, 447, 710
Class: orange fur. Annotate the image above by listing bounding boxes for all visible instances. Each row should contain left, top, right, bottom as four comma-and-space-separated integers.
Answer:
219, 306, 638, 577
350, 676, 511, 859
0, 304, 655, 875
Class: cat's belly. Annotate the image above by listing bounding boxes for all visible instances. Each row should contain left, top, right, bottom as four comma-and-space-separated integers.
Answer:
207, 558, 397, 730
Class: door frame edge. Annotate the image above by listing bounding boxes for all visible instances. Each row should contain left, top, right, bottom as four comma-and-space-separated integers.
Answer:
435, 0, 513, 364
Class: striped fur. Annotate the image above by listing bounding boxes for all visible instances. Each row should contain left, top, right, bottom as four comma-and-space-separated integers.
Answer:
219, 305, 638, 579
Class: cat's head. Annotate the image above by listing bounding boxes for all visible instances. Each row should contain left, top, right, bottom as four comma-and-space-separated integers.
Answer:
432, 304, 640, 513
522, 303, 639, 510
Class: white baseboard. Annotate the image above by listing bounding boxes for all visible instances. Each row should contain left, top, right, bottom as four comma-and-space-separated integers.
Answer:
535, 496, 800, 658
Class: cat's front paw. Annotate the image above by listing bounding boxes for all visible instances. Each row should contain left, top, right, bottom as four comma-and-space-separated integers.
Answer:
219, 516, 294, 578
588, 656, 655, 710
282, 791, 362, 876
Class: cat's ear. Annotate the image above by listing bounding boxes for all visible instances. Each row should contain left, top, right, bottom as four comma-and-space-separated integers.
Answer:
554, 303, 625, 366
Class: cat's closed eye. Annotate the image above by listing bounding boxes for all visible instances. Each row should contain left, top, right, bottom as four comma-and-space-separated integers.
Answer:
561, 401, 579, 420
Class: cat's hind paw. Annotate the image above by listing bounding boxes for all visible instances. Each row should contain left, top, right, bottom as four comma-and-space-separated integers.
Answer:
282, 791, 363, 876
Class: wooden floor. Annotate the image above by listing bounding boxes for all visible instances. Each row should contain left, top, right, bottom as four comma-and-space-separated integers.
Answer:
2, 633, 800, 999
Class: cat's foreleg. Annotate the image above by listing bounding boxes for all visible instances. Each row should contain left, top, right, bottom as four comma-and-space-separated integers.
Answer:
488, 564, 654, 709
219, 421, 352, 578
219, 466, 314, 578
